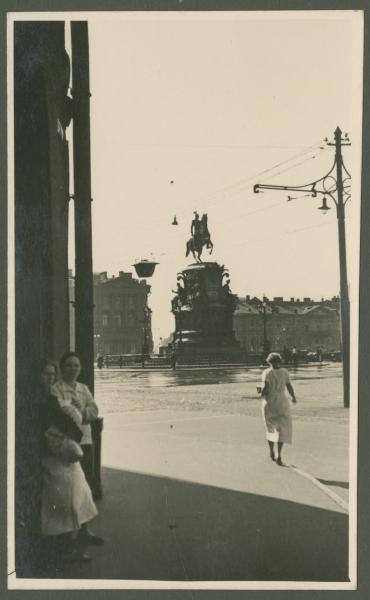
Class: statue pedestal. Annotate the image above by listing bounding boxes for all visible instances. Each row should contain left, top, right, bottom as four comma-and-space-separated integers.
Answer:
171, 262, 242, 360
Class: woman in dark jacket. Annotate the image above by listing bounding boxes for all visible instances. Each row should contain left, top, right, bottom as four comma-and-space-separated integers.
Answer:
40, 360, 82, 445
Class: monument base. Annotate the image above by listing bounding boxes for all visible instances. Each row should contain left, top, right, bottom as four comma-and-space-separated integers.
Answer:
171, 262, 242, 360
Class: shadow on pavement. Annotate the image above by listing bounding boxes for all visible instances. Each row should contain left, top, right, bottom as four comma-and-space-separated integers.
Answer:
317, 479, 349, 490
35, 466, 349, 582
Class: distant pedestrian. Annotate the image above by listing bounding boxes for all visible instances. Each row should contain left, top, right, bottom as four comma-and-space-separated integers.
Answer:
97, 355, 104, 369
291, 346, 298, 366
170, 351, 178, 369
260, 352, 297, 466
282, 345, 291, 364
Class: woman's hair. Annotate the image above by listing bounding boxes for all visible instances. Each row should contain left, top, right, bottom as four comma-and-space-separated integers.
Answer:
40, 358, 58, 375
266, 352, 283, 366
59, 351, 81, 371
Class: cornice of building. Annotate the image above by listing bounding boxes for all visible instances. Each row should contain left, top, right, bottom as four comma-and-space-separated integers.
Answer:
235, 295, 340, 317
93, 270, 151, 291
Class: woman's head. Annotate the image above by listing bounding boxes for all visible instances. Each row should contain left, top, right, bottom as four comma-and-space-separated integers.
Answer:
40, 360, 58, 390
266, 352, 283, 368
60, 352, 81, 383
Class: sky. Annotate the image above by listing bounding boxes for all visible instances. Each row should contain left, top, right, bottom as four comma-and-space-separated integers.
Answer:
67, 11, 363, 344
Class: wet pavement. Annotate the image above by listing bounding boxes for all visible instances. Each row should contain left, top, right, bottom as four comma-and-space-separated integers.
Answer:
96, 362, 342, 389
95, 363, 347, 423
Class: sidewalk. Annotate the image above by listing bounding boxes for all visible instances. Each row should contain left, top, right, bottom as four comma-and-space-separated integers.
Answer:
60, 409, 349, 582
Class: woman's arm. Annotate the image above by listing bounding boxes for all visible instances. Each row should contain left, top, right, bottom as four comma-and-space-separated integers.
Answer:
286, 382, 297, 403
46, 395, 83, 442
81, 386, 99, 423
261, 381, 269, 398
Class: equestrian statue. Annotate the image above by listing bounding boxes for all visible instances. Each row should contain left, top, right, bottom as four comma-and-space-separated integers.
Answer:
185, 212, 214, 263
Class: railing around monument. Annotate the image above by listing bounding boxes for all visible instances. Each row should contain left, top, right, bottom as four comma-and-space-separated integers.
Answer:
99, 352, 254, 368
98, 350, 337, 368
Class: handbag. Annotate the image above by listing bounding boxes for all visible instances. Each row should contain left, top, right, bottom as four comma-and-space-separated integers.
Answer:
45, 425, 83, 463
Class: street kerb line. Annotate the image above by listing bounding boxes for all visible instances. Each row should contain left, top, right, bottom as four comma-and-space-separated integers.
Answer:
289, 465, 349, 513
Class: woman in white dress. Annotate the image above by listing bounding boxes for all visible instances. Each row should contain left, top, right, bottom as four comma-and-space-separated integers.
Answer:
52, 352, 103, 546
260, 352, 297, 466
40, 360, 98, 562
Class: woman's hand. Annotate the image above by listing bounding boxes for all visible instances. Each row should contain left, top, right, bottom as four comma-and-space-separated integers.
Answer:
261, 383, 268, 398
72, 396, 84, 412
62, 405, 83, 426
292, 397, 297, 404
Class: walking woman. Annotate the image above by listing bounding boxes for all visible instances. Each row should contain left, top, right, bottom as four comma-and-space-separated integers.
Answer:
260, 352, 297, 466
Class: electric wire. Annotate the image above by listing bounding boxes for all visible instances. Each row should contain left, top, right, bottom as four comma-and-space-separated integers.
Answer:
227, 219, 336, 250
189, 141, 327, 210
148, 219, 336, 261
133, 143, 329, 235
121, 142, 326, 150
102, 140, 333, 265
135, 146, 329, 234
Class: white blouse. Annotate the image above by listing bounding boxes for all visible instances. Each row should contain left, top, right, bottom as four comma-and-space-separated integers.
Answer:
52, 380, 99, 445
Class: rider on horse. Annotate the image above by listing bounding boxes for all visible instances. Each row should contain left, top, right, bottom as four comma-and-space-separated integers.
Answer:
191, 212, 202, 247
186, 212, 213, 263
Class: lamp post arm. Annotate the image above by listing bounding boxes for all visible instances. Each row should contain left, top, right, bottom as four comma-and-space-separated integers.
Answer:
254, 183, 318, 196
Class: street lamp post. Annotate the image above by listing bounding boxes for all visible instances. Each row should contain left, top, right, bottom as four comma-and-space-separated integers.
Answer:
257, 297, 271, 361
254, 127, 351, 407
93, 333, 101, 358
178, 306, 183, 350
140, 303, 152, 367
133, 259, 158, 367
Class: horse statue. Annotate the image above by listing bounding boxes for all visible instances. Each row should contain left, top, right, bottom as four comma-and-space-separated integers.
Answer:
185, 213, 214, 263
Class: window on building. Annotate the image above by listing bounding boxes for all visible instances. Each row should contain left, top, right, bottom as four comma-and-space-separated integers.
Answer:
115, 296, 121, 309
130, 312, 137, 325
128, 296, 135, 309
114, 312, 122, 327
102, 313, 109, 327
103, 295, 110, 309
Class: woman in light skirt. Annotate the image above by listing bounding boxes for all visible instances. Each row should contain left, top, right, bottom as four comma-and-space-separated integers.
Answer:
260, 352, 297, 466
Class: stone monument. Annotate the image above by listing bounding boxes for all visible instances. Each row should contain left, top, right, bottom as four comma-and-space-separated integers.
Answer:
171, 213, 242, 359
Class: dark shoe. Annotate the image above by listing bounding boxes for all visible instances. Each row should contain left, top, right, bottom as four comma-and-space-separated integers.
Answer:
79, 530, 104, 546
62, 549, 92, 563
270, 453, 276, 462
276, 457, 284, 466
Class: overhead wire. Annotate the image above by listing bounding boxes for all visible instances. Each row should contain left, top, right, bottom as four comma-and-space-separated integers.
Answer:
105, 140, 333, 264
190, 140, 327, 210
209, 150, 332, 227
226, 219, 336, 250
135, 145, 329, 233
122, 142, 326, 150
133, 141, 329, 234
151, 219, 336, 260
259, 150, 330, 183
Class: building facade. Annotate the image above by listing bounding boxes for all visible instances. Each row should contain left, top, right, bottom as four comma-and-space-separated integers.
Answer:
233, 296, 341, 353
14, 22, 73, 576
93, 271, 153, 356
